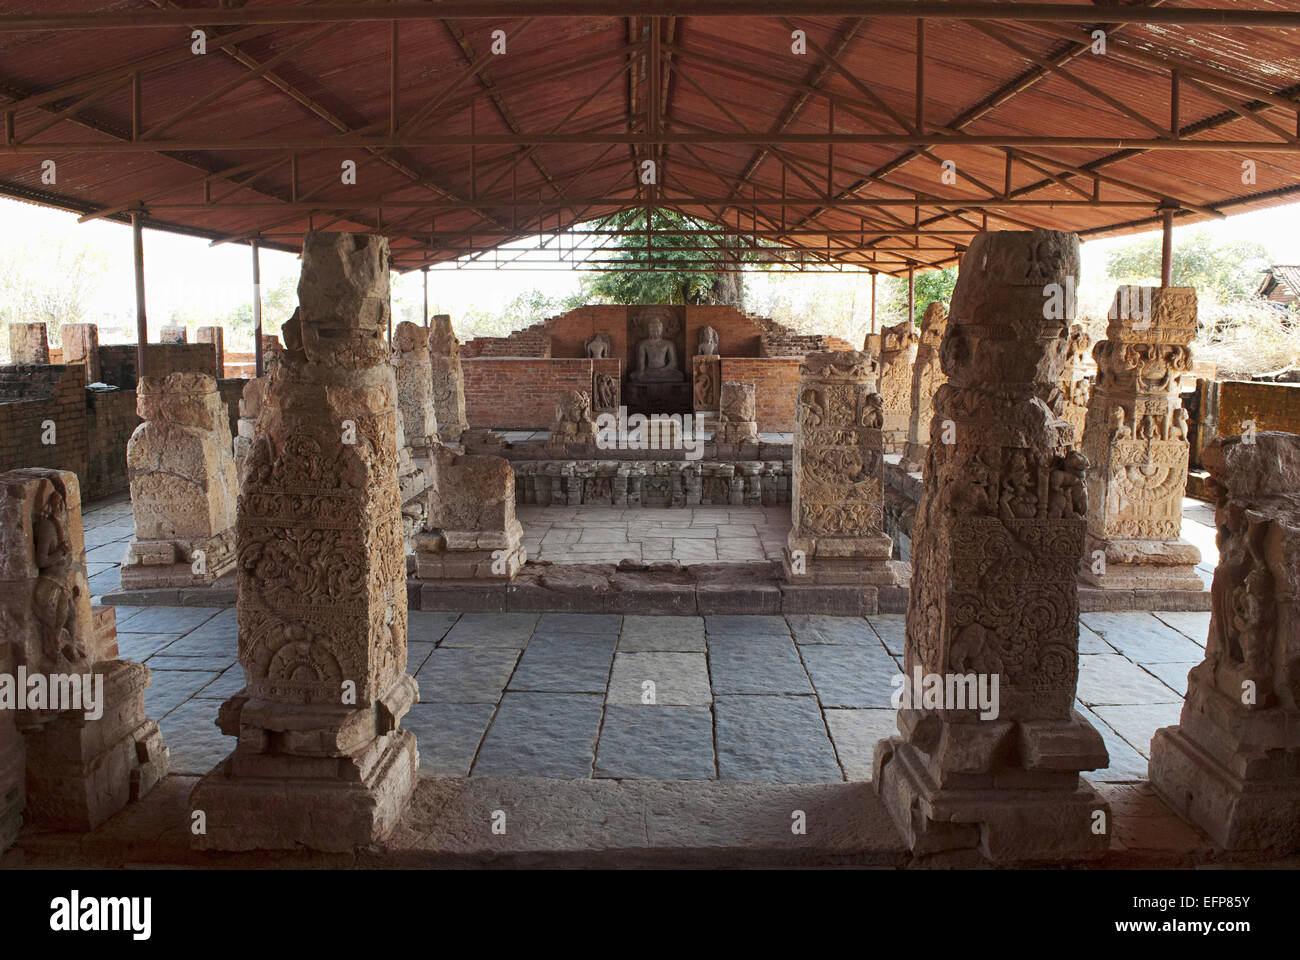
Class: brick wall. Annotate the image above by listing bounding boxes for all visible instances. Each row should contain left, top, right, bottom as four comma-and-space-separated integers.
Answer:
719, 357, 802, 432
0, 364, 89, 480
84, 388, 139, 500
98, 342, 219, 388
463, 358, 614, 429
1216, 380, 1300, 438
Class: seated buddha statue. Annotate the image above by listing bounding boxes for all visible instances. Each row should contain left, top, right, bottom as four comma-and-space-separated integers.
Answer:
629, 317, 684, 382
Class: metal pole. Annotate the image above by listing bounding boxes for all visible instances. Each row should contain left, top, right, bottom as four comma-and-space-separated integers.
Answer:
132, 210, 147, 379
1160, 206, 1175, 287
870, 271, 877, 335
252, 239, 264, 376
422, 265, 429, 326
907, 265, 915, 323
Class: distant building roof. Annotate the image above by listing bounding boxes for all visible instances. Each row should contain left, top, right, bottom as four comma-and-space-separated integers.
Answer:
1256, 266, 1300, 304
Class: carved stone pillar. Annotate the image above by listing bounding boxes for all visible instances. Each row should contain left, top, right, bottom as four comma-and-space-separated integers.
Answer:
0, 468, 167, 832
190, 233, 418, 851
714, 380, 758, 455
122, 372, 238, 588
1079, 286, 1201, 591
1058, 323, 1091, 443
877, 320, 918, 454
430, 314, 469, 445
196, 325, 225, 375
873, 230, 1110, 863
233, 377, 266, 483
901, 302, 948, 473
1149, 432, 1300, 851
392, 321, 439, 546
783, 351, 903, 589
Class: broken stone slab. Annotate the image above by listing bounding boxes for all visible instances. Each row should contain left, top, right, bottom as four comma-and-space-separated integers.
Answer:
190, 232, 419, 852
1149, 431, 1300, 853
122, 372, 238, 588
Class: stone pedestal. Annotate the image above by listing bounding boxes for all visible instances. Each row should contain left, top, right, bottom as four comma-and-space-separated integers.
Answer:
430, 314, 469, 444
7, 322, 48, 364
1149, 432, 1300, 852
877, 320, 918, 454
61, 323, 102, 384
873, 230, 1110, 863
190, 232, 418, 852
714, 380, 759, 455
414, 448, 526, 580
783, 351, 903, 588
196, 325, 225, 374
1079, 286, 1201, 592
901, 302, 947, 473
122, 372, 238, 588
0, 468, 168, 836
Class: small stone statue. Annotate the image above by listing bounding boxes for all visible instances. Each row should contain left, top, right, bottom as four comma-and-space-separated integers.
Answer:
585, 333, 611, 359
696, 325, 719, 356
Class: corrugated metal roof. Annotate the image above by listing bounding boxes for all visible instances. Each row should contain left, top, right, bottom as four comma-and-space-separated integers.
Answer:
0, 2, 1297, 275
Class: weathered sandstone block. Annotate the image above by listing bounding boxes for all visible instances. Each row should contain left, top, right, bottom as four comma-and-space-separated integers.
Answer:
122, 372, 238, 588
7, 322, 48, 364
414, 448, 526, 580
901, 302, 948, 473
714, 380, 758, 450
1149, 432, 1300, 852
548, 389, 599, 451
61, 323, 102, 384
783, 351, 904, 589
1079, 286, 1201, 592
873, 230, 1110, 863
430, 313, 469, 444
877, 319, 918, 454
196, 325, 225, 374
190, 232, 418, 851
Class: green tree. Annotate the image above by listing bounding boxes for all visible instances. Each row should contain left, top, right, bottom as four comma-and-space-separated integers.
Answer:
1105, 229, 1270, 302
0, 231, 109, 346
880, 266, 958, 325
579, 208, 756, 306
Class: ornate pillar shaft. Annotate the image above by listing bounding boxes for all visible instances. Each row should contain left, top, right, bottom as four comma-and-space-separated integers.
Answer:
873, 230, 1110, 863
1149, 432, 1300, 851
1080, 286, 1201, 591
191, 233, 418, 851
429, 314, 469, 445
876, 320, 918, 454
901, 302, 948, 473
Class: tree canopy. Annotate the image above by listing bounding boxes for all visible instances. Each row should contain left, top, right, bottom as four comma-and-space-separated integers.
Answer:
1104, 228, 1270, 302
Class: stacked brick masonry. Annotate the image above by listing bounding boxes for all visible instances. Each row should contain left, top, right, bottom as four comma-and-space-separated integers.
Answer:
97, 343, 218, 389
719, 357, 802, 432
0, 364, 89, 479
84, 388, 140, 500
464, 358, 613, 428
1216, 380, 1300, 438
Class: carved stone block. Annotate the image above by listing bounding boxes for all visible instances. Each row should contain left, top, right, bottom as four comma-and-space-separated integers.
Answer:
7, 322, 48, 364
692, 355, 720, 411
414, 449, 526, 580
1079, 287, 1201, 591
901, 302, 948, 473
430, 314, 469, 444
715, 380, 758, 447
873, 229, 1110, 863
190, 232, 418, 851
122, 372, 238, 588
783, 350, 903, 587
877, 320, 918, 454
1149, 432, 1300, 852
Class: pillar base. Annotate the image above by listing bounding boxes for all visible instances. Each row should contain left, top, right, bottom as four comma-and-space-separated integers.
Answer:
120, 530, 237, 589
1079, 535, 1203, 591
21, 660, 169, 830
872, 711, 1111, 863
1149, 676, 1300, 853
413, 527, 526, 581
190, 729, 418, 853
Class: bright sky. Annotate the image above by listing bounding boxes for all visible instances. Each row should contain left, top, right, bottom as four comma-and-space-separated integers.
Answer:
2, 195, 1298, 342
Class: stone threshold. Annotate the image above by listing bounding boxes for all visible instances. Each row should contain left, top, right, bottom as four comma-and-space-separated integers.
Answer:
5, 775, 1281, 870
101, 563, 1210, 615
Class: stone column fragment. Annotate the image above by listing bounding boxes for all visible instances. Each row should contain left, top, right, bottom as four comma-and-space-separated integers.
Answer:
122, 372, 238, 588
876, 320, 918, 454
392, 321, 439, 544
1058, 323, 1091, 443
7, 322, 48, 364
1079, 286, 1201, 591
196, 325, 225, 375
414, 447, 526, 581
430, 314, 469, 444
0, 468, 167, 833
1149, 432, 1300, 852
190, 232, 418, 851
901, 302, 948, 473
873, 230, 1110, 863
61, 323, 102, 384
547, 390, 598, 453
714, 380, 758, 455
783, 350, 903, 590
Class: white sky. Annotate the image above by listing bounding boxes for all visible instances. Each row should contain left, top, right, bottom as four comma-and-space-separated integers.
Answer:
2, 195, 1298, 340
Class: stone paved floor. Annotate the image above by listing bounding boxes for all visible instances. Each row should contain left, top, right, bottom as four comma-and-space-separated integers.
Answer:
81, 494, 1214, 787
518, 504, 791, 564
